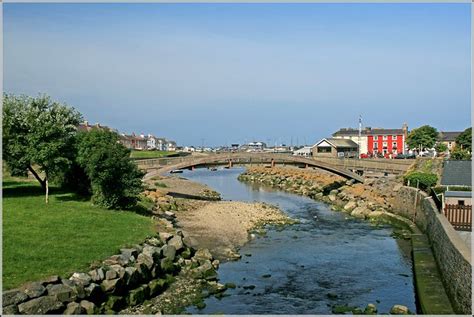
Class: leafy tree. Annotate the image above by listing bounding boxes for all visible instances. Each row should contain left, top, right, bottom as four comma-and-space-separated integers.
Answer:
403, 171, 438, 191
2, 94, 82, 203
434, 142, 448, 153
455, 127, 472, 152
76, 129, 144, 209
406, 125, 438, 150
450, 148, 471, 160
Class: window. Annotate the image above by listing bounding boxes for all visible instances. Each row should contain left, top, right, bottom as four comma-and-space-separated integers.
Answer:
383, 135, 388, 140
393, 135, 397, 140
317, 147, 332, 153
458, 200, 465, 206
392, 142, 397, 148
383, 142, 387, 147
374, 143, 378, 149
374, 136, 378, 141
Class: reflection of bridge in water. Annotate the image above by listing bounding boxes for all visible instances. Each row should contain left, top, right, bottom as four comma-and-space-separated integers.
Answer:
138, 153, 415, 183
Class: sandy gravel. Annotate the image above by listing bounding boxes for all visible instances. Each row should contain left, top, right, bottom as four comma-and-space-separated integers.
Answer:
176, 201, 295, 260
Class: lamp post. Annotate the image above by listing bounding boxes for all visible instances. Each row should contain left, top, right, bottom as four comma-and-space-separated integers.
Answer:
358, 115, 362, 159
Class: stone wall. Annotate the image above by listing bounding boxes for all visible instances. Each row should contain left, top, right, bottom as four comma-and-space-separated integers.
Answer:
2, 232, 220, 315
392, 186, 472, 314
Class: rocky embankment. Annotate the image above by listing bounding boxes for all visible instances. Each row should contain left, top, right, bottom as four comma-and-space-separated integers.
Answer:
238, 166, 409, 224
2, 231, 223, 315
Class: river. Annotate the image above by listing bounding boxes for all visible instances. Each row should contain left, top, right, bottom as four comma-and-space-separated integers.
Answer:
179, 167, 417, 314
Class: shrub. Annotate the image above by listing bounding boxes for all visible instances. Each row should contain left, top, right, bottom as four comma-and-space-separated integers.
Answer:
403, 171, 438, 191
76, 130, 144, 209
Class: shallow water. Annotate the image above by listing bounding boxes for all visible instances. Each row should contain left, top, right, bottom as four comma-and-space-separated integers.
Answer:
180, 167, 416, 314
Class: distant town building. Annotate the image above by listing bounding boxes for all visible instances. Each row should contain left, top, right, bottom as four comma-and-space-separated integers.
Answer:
332, 123, 408, 157
293, 146, 312, 157
241, 141, 267, 152
438, 131, 462, 153
312, 138, 358, 158
77, 121, 116, 133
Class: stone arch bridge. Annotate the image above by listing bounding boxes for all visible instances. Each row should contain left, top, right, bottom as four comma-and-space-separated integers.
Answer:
138, 153, 412, 183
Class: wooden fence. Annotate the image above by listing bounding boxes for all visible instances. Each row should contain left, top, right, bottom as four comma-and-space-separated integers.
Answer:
443, 204, 472, 231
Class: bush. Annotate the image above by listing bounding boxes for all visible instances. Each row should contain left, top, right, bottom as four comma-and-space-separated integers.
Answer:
450, 148, 471, 160
76, 130, 145, 209
403, 171, 438, 191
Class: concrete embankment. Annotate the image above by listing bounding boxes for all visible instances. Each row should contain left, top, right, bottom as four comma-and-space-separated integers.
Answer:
238, 166, 468, 315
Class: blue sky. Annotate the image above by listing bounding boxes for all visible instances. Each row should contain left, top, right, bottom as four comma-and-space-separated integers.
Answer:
4, 3, 471, 147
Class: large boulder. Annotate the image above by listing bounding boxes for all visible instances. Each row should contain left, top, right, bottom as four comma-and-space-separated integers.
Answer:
137, 253, 155, 270
120, 248, 139, 260
89, 268, 105, 282
343, 201, 357, 212
105, 269, 118, 280
182, 235, 199, 249
148, 279, 167, 297
2, 289, 29, 306
159, 232, 174, 244
18, 296, 65, 314
46, 284, 76, 303
127, 285, 149, 306
3, 304, 19, 315
84, 283, 104, 303
21, 282, 46, 299
142, 245, 161, 262
69, 272, 91, 286
161, 245, 176, 261
351, 206, 370, 219
63, 301, 85, 315
80, 300, 96, 315
123, 267, 141, 288
328, 194, 337, 202
100, 278, 123, 294
167, 236, 184, 252
193, 248, 213, 264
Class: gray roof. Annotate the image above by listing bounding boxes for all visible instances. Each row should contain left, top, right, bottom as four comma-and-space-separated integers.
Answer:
445, 191, 472, 198
318, 138, 358, 148
333, 127, 404, 136
438, 131, 462, 142
441, 160, 472, 186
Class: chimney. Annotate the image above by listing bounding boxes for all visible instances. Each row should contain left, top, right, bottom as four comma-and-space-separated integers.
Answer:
402, 123, 408, 139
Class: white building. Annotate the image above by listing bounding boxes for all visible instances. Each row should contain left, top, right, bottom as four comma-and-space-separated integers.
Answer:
293, 146, 312, 157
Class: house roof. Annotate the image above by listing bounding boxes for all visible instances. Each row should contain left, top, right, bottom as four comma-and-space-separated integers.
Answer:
441, 160, 472, 186
445, 191, 472, 198
438, 131, 462, 142
333, 127, 405, 137
316, 138, 358, 148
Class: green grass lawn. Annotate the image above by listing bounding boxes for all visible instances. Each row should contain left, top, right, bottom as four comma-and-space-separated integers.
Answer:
3, 176, 155, 290
130, 150, 175, 159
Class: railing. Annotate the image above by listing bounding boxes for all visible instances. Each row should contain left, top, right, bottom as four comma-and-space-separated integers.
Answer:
443, 204, 472, 231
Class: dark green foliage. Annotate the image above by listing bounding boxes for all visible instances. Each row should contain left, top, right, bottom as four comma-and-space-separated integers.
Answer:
76, 130, 145, 209
450, 148, 471, 160
455, 127, 472, 152
404, 171, 438, 191
434, 142, 448, 153
406, 125, 438, 150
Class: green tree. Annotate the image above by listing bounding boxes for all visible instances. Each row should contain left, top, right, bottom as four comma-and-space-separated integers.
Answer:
406, 125, 438, 150
434, 142, 448, 153
2, 94, 82, 203
455, 127, 472, 152
76, 129, 144, 209
450, 148, 471, 160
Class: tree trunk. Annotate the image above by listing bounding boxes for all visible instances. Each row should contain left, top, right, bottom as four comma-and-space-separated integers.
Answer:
27, 166, 46, 189
45, 176, 49, 204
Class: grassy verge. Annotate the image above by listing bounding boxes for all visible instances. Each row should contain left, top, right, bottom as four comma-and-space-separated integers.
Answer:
130, 150, 175, 159
2, 176, 155, 290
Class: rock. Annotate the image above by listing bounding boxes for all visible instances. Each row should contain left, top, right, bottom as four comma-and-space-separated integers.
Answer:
142, 245, 161, 261
62, 279, 86, 300
164, 211, 175, 217
193, 248, 213, 264
328, 194, 337, 202
159, 232, 174, 243
2, 289, 29, 306
161, 245, 176, 261
124, 267, 141, 288
63, 301, 84, 314
38, 275, 61, 286
80, 300, 96, 315
167, 235, 184, 251
351, 206, 370, 219
109, 264, 127, 279
101, 278, 123, 294
21, 282, 46, 299
103, 254, 129, 266
127, 285, 149, 306
89, 268, 105, 282
69, 272, 91, 286
105, 295, 126, 312
148, 279, 167, 297
47, 283, 76, 303
181, 248, 193, 259
364, 303, 377, 314
137, 253, 155, 270
146, 237, 162, 247
3, 304, 19, 315
329, 189, 339, 195
182, 235, 199, 249
18, 295, 65, 314
120, 248, 138, 260
212, 259, 220, 269
160, 258, 177, 274
192, 260, 217, 280
343, 201, 357, 212
368, 210, 385, 219
390, 304, 409, 314
134, 262, 152, 282
105, 269, 117, 280
393, 184, 402, 192
84, 283, 103, 303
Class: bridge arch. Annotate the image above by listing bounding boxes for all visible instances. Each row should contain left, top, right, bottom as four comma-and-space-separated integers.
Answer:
142, 153, 364, 183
